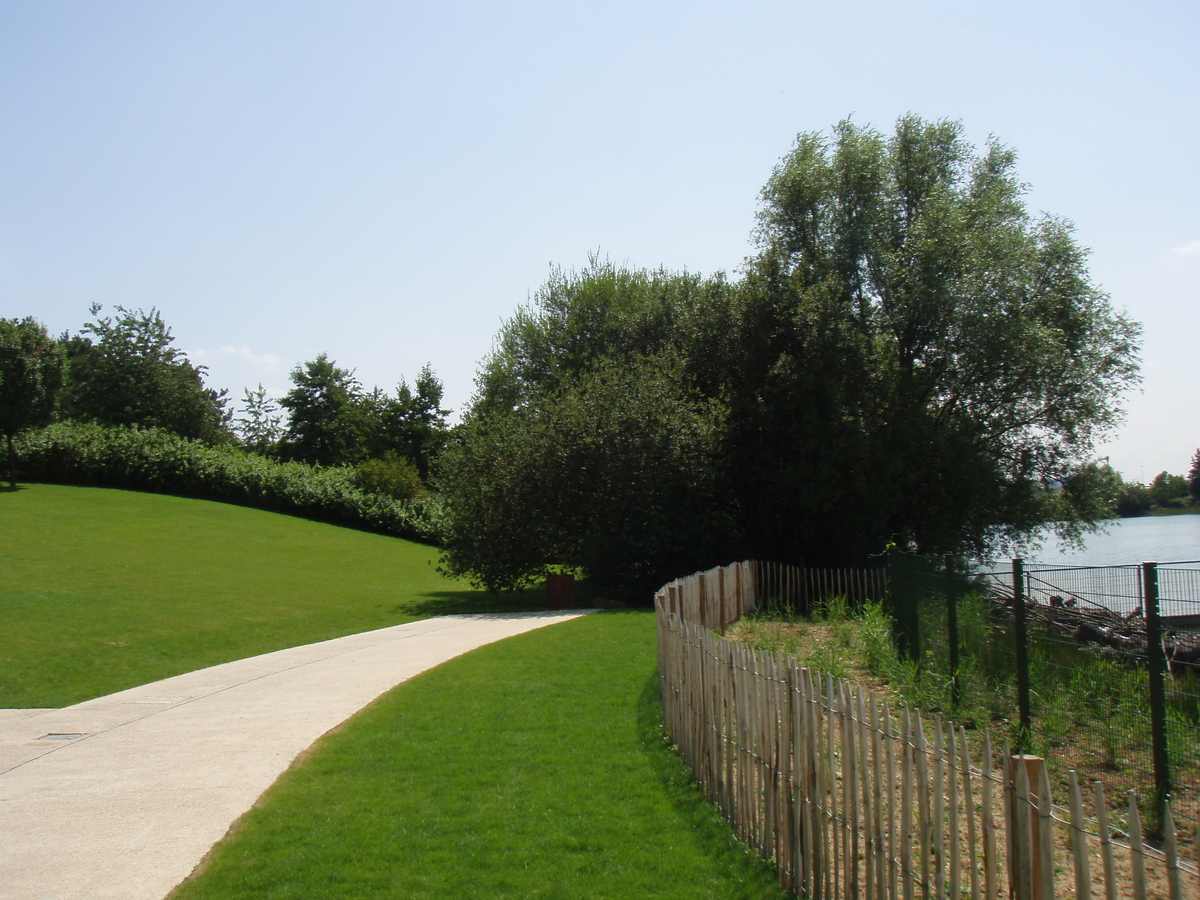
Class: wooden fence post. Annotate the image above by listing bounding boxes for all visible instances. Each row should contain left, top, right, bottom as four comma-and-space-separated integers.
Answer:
1007, 754, 1048, 900
718, 566, 727, 634
729, 566, 739, 624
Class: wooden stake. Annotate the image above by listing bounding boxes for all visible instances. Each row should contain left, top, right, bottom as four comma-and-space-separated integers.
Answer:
1067, 771, 1092, 900
1129, 792, 1146, 900
1163, 799, 1182, 900
1094, 781, 1116, 900
1014, 759, 1033, 900
982, 731, 996, 900
902, 707, 914, 900
886, 706, 897, 900
1036, 764, 1054, 900
961, 727, 980, 900
948, 723, 961, 900
934, 718, 945, 900
914, 712, 931, 900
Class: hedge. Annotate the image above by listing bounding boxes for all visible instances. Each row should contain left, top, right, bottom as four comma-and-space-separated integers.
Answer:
13, 422, 446, 545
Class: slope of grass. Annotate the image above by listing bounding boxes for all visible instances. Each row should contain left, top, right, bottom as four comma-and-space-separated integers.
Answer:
0, 483, 546, 707
170, 611, 786, 900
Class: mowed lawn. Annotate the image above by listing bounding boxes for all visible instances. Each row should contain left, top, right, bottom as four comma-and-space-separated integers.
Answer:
0, 483, 545, 707
169, 611, 787, 900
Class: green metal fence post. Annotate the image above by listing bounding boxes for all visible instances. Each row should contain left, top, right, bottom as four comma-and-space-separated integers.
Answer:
1012, 557, 1031, 751
1143, 560, 1171, 834
946, 558, 961, 710
888, 550, 920, 661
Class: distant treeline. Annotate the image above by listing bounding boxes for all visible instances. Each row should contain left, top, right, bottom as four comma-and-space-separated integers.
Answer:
1112, 457, 1200, 517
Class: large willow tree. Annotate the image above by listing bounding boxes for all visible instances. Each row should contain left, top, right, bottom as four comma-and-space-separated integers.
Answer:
734, 115, 1140, 562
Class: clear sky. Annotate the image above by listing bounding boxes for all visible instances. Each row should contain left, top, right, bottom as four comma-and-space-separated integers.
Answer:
2, 0, 1196, 483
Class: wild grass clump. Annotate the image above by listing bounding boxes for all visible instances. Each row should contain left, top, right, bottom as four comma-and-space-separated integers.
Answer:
728, 595, 1003, 720
14, 421, 445, 543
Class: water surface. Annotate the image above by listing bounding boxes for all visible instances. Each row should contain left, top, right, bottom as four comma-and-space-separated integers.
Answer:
1031, 513, 1200, 567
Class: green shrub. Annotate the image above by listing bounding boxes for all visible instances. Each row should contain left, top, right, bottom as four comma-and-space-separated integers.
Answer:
353, 452, 423, 501
14, 422, 443, 544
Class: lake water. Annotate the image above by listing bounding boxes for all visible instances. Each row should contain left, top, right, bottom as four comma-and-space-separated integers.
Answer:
1029, 513, 1200, 567
1018, 514, 1200, 619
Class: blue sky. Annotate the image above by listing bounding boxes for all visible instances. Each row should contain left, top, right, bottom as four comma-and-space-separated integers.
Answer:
3, 0, 1196, 482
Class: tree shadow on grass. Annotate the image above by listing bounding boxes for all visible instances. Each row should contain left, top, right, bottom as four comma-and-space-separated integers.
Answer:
397, 576, 618, 618
394, 586, 557, 618
635, 668, 789, 897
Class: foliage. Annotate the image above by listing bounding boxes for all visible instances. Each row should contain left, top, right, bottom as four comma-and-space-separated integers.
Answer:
1107, 465, 1194, 517
1190, 449, 1200, 502
1054, 461, 1123, 523
62, 305, 231, 443
353, 451, 423, 501
473, 257, 733, 416
736, 115, 1140, 561
357, 364, 449, 478
1149, 469, 1190, 508
278, 355, 450, 478
0, 317, 66, 486
1116, 481, 1153, 517
438, 355, 731, 596
234, 383, 284, 454
278, 353, 365, 466
13, 421, 443, 544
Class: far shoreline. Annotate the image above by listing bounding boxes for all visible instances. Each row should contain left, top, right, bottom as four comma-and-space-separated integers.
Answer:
1128, 505, 1200, 518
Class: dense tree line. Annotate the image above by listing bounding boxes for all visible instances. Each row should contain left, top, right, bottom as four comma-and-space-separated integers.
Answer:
438, 116, 1143, 596
1109, 460, 1197, 517
0, 305, 447, 503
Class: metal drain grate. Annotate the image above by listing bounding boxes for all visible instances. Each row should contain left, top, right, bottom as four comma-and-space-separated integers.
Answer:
38, 733, 85, 741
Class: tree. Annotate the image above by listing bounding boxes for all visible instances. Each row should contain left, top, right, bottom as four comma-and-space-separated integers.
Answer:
1189, 449, 1200, 502
234, 384, 284, 455
1149, 470, 1188, 508
278, 354, 364, 466
474, 257, 732, 417
0, 318, 66, 486
359, 365, 450, 478
734, 115, 1141, 561
438, 355, 730, 595
1116, 482, 1152, 517
62, 305, 231, 443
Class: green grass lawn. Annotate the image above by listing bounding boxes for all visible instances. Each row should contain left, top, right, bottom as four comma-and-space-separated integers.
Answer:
169, 611, 786, 899
0, 483, 547, 707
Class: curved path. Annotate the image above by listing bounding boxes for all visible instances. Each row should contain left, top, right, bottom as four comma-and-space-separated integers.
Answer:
0, 610, 593, 900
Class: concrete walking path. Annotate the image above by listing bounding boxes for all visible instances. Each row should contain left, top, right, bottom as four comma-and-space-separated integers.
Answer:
0, 610, 593, 900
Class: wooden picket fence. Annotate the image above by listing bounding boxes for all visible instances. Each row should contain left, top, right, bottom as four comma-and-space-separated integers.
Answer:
660, 560, 887, 633
655, 560, 1198, 899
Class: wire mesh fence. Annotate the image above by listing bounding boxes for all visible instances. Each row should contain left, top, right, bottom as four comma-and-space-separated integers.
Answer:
889, 550, 1200, 844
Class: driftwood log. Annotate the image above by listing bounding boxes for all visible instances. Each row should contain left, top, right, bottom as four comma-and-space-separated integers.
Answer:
990, 590, 1200, 675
